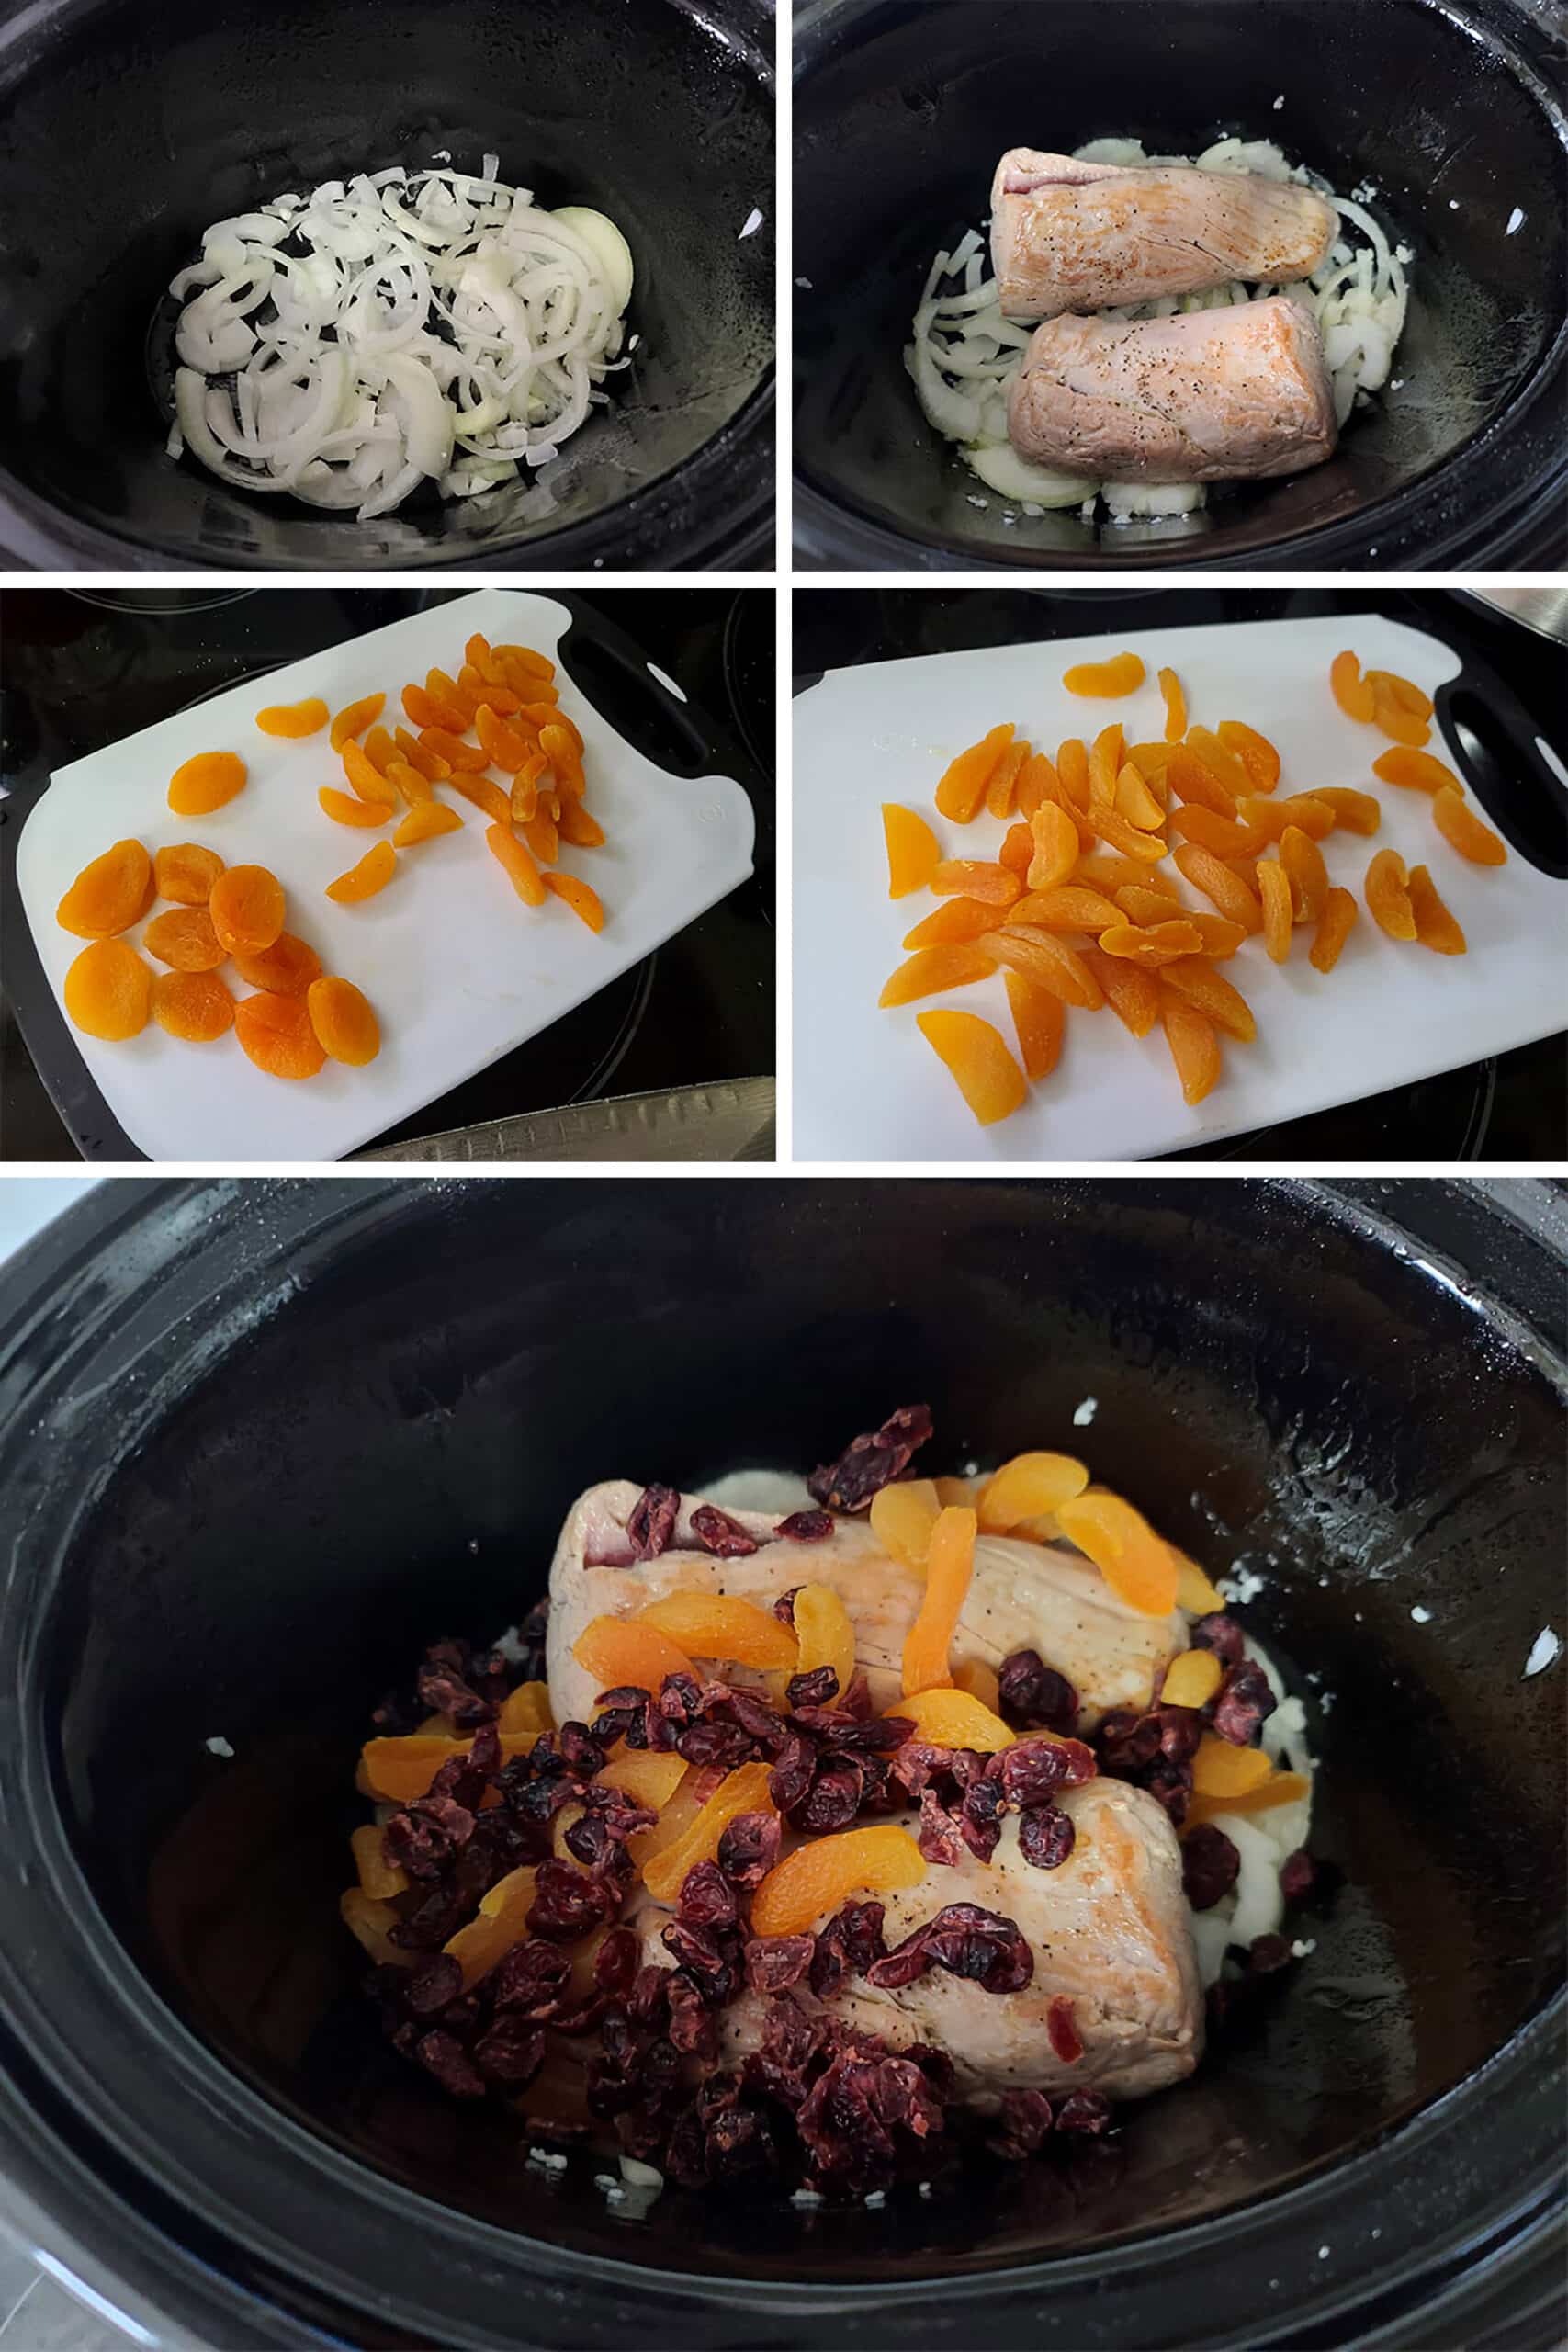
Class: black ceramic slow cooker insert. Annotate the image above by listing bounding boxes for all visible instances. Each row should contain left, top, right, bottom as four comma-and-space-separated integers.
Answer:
0, 1177, 1562, 2347
0, 0, 774, 571
793, 0, 1568, 571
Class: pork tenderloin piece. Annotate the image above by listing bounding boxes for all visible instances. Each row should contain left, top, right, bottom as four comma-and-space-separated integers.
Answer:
989, 148, 1337, 322
546, 1480, 1185, 1732
1007, 295, 1337, 483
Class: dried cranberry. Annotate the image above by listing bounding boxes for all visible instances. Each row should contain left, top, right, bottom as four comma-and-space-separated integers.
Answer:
417, 1640, 495, 1728
1191, 1612, 1245, 1666
412, 2030, 487, 2099
675, 1716, 755, 1770
627, 1964, 671, 2031
998, 1734, 1095, 1806
810, 1900, 887, 1997
1142, 1759, 1191, 1826
868, 1904, 1033, 1996
795, 2053, 898, 2189
891, 1739, 952, 1800
1055, 2090, 1111, 2135
706, 1685, 792, 1756
768, 1735, 817, 1814
807, 1404, 934, 1513
987, 2088, 1054, 2159
381, 1807, 457, 1883
1248, 1932, 1292, 1974
472, 2018, 547, 2086
1046, 1995, 1084, 2064
656, 1672, 705, 1727
677, 1860, 739, 1930
661, 1918, 739, 2005
593, 1926, 642, 1996
776, 1511, 834, 1543
557, 1721, 604, 1772
716, 1809, 781, 1887
403, 1954, 462, 2015
527, 1859, 618, 1942
1096, 1709, 1162, 1771
707, 2099, 781, 2183
998, 1649, 1080, 1734
591, 1688, 649, 1746
856, 1753, 899, 1816
744, 1934, 814, 1994
666, 1972, 720, 2060
795, 1758, 864, 1834
1280, 1849, 1316, 1905
1156, 1705, 1204, 1763
627, 1484, 681, 1559
689, 1505, 761, 1557
1213, 1660, 1278, 1747
773, 1589, 799, 1627
785, 1664, 840, 1710
918, 1787, 967, 1866
1181, 1824, 1241, 1911
1019, 1804, 1076, 1870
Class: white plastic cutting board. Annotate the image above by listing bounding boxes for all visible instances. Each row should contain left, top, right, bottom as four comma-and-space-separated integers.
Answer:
17, 590, 754, 1162
793, 613, 1567, 1162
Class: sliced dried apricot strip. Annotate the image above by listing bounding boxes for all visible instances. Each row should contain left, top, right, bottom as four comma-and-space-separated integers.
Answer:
475, 701, 536, 775
1057, 1489, 1178, 1615
143, 906, 225, 971
1312, 787, 1381, 836
1368, 669, 1433, 721
401, 680, 466, 734
319, 786, 389, 828
232, 932, 321, 994
359, 1732, 537, 1804
953, 1657, 1002, 1712
524, 811, 561, 866
341, 740, 398, 810
574, 1614, 694, 1697
1013, 748, 1061, 820
1163, 741, 1237, 820
1184, 726, 1252, 801
1174, 1550, 1225, 1613
794, 1584, 857, 1702
384, 759, 433, 808
340, 1889, 411, 1968
1408, 864, 1467, 955
986, 927, 1102, 1010
897, 1686, 1014, 1752
1175, 842, 1262, 934
1235, 792, 1335, 845
1098, 919, 1203, 968
1064, 651, 1145, 697
234, 989, 326, 1080
395, 728, 451, 782
1256, 857, 1292, 963
1280, 825, 1329, 924
1185, 1770, 1311, 1829
499, 1681, 555, 1736
985, 740, 1031, 820
325, 692, 384, 751
444, 1865, 540, 1989
931, 859, 1023, 905
1011, 884, 1121, 933
394, 802, 463, 847
999, 822, 1035, 879
641, 1762, 776, 1905
209, 864, 286, 956
63, 938, 152, 1039
1192, 1734, 1273, 1799
546, 870, 607, 936
1055, 738, 1091, 808
1433, 786, 1506, 865
878, 943, 996, 1007
1216, 719, 1280, 793
558, 799, 606, 851
1369, 682, 1430, 748
977, 1452, 1089, 1532
152, 967, 234, 1042
256, 697, 328, 739
1087, 723, 1125, 807
1168, 802, 1252, 858
1026, 798, 1081, 891
917, 1010, 1028, 1125
168, 752, 246, 816
1157, 956, 1256, 1044
1371, 746, 1458, 797
1084, 804, 1167, 864
58, 839, 154, 938
1159, 990, 1222, 1106
901, 899, 1009, 950
420, 728, 490, 775
449, 773, 513, 825
152, 842, 224, 905
1162, 1648, 1224, 1709
1310, 886, 1358, 973
351, 1823, 408, 1901
750, 1824, 925, 1939
637, 1595, 799, 1670
1365, 848, 1416, 939
935, 724, 1014, 822
362, 725, 398, 775
1115, 883, 1183, 929
1080, 945, 1159, 1037
1081, 854, 1179, 901
487, 823, 547, 906
593, 1749, 687, 1811
326, 841, 397, 905
1158, 666, 1186, 742
902, 1504, 976, 1694
1185, 911, 1247, 961
308, 975, 380, 1065
1114, 763, 1165, 831
459, 664, 524, 716
881, 802, 941, 899
1004, 968, 1066, 1080
1330, 650, 1376, 722
869, 1477, 942, 1568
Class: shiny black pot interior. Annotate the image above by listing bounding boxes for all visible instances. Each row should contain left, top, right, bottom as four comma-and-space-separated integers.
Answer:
794, 0, 1568, 570
0, 1179, 1563, 2348
0, 0, 773, 571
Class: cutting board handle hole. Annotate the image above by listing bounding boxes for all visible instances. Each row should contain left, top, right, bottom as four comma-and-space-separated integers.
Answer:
560, 633, 710, 777
1442, 682, 1568, 879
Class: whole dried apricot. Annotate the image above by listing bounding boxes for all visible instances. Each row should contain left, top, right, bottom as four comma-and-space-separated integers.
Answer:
985, 927, 1102, 1010
637, 1594, 799, 1670
233, 989, 326, 1080
902, 1504, 977, 1694
57, 839, 153, 938
319, 786, 389, 828
393, 802, 464, 847
1057, 1489, 1178, 1615
63, 938, 152, 1039
143, 906, 225, 971
878, 944, 996, 1008
1365, 848, 1416, 939
152, 968, 235, 1042
1158, 991, 1222, 1107
1257, 858, 1293, 963
1157, 957, 1257, 1044
307, 976, 381, 1065
1063, 651, 1145, 697
869, 1477, 942, 1568
209, 864, 286, 954
487, 823, 547, 906
750, 1825, 925, 1939
152, 842, 224, 905
168, 752, 246, 816
326, 842, 397, 904
935, 724, 1014, 822
1310, 886, 1359, 973
917, 1010, 1028, 1124
1080, 945, 1159, 1037
544, 872, 605, 932
897, 1686, 1015, 1752
1158, 666, 1186, 742
1003, 968, 1066, 1081
256, 697, 328, 739
977, 1452, 1089, 1532
1432, 786, 1506, 866
1408, 864, 1467, 955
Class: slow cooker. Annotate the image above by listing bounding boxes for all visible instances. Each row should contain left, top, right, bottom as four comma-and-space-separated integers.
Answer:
0, 0, 774, 571
793, 0, 1568, 571
0, 1177, 1562, 2346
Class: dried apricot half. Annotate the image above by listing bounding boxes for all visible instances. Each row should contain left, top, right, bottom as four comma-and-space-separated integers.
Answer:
1158, 666, 1186, 741
233, 989, 326, 1080
558, 800, 606, 851
1056, 1489, 1178, 1616
637, 1594, 798, 1671
935, 724, 1014, 823
1080, 945, 1159, 1037
256, 697, 328, 739
1365, 848, 1417, 940
544, 872, 605, 932
1157, 957, 1256, 1044
1026, 799, 1081, 892
878, 944, 996, 1008
209, 864, 286, 955
1329, 650, 1376, 723
985, 927, 1102, 1010
1372, 746, 1461, 796
1257, 858, 1293, 963
640, 1761, 776, 1905
916, 1010, 1029, 1125
1432, 786, 1506, 866
326, 842, 397, 905
152, 968, 234, 1042
319, 786, 389, 828
1310, 886, 1359, 973
882, 803, 940, 898
902, 1504, 977, 1694
307, 975, 380, 1065
152, 842, 224, 906
793, 1584, 857, 1702
329, 693, 386, 752
1063, 651, 1145, 697
750, 1824, 925, 1939
487, 822, 547, 906
1003, 968, 1066, 1081
393, 802, 463, 847
1159, 991, 1223, 1108
573, 1614, 695, 1697
63, 938, 152, 1039
1162, 1648, 1224, 1709
57, 839, 153, 938
1408, 864, 1467, 955
896, 1686, 1015, 1752
168, 752, 246, 816
869, 1477, 942, 1568
977, 1452, 1089, 1532
143, 906, 225, 971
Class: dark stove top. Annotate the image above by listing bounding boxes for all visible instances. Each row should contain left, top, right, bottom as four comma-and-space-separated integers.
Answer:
792, 586, 1567, 1164
0, 588, 774, 1160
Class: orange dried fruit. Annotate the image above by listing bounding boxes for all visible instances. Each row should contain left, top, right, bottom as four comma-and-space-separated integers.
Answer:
384, 759, 433, 808
1158, 957, 1257, 1044
401, 680, 465, 734
574, 1614, 695, 1696
934, 723, 1014, 822
986, 926, 1102, 1010
1098, 919, 1203, 968
793, 1584, 858, 1703
1013, 748, 1061, 820
1161, 1648, 1224, 1709
1215, 719, 1280, 793
152, 967, 234, 1042
916, 1010, 1028, 1125
931, 859, 1023, 905
1191, 1735, 1273, 1800
1087, 723, 1125, 807
233, 989, 326, 1080
449, 773, 513, 825
1080, 945, 1160, 1037
1168, 802, 1252, 858
1365, 848, 1417, 940
1158, 666, 1186, 742
395, 728, 450, 783
1408, 864, 1467, 955
362, 725, 398, 775
878, 943, 997, 1007
1368, 669, 1434, 720
58, 839, 154, 939
1243, 792, 1336, 843
1055, 738, 1091, 808
62, 938, 152, 1039
475, 701, 535, 775
460, 665, 524, 716
1080, 854, 1179, 900
1330, 650, 1377, 722
351, 1823, 408, 1901
326, 841, 397, 904
231, 932, 321, 994
1257, 857, 1292, 963
341, 740, 399, 809
319, 785, 389, 827
1370, 689, 1430, 749
1185, 1770, 1311, 1829
359, 1732, 538, 1805
1279, 825, 1330, 924
1114, 762, 1165, 831
592, 1748, 688, 1810
393, 802, 464, 847
307, 976, 380, 1066
1312, 786, 1381, 836
168, 751, 247, 816
209, 864, 286, 956
977, 1452, 1089, 1532
256, 697, 328, 739
897, 1685, 1015, 1752
495, 641, 556, 686
1026, 798, 1082, 892
1184, 726, 1252, 801
999, 821, 1036, 879
499, 1681, 554, 1736
750, 1824, 925, 1939
1084, 804, 1168, 864
558, 800, 606, 850
1373, 746, 1461, 796
545, 872, 605, 932
902, 899, 1010, 950
142, 905, 225, 971
1173, 1551, 1226, 1614
523, 810, 560, 866
641, 1762, 777, 1905
444, 1864, 541, 1989
1433, 786, 1506, 865
487, 823, 547, 907
340, 1889, 412, 1968
953, 1657, 1003, 1712
1162, 741, 1237, 820
1114, 883, 1184, 929
639, 1594, 798, 1670
1310, 886, 1359, 973
869, 1477, 942, 1568
327, 693, 385, 751
1057, 1489, 1179, 1615
1175, 843, 1262, 933
1064, 651, 1145, 697
902, 1504, 977, 1694
1003, 968, 1066, 1081
985, 740, 1031, 820
1159, 990, 1222, 1106
152, 842, 224, 906
420, 728, 490, 775
1011, 883, 1121, 933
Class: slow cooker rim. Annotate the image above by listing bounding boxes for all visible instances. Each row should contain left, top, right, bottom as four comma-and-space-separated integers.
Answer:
0, 1177, 1562, 2344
